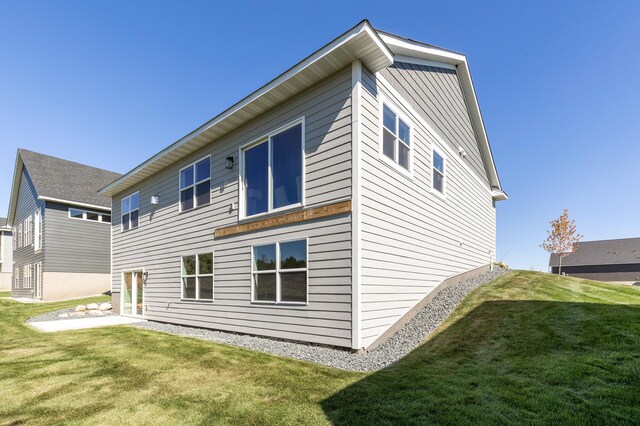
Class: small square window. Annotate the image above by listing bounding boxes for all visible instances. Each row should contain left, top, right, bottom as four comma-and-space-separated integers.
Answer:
180, 157, 210, 211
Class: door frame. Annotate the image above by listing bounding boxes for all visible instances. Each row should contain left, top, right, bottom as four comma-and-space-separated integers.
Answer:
121, 269, 145, 318
33, 262, 42, 299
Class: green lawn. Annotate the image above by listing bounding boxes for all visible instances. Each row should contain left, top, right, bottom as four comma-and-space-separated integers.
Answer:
1, 272, 640, 425
0, 291, 10, 298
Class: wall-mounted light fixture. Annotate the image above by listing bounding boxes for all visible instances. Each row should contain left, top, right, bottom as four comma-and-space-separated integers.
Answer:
458, 146, 468, 158
142, 271, 149, 282
150, 195, 159, 205
225, 156, 234, 169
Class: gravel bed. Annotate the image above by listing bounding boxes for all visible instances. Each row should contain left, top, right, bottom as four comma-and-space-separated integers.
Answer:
134, 268, 508, 371
26, 307, 114, 323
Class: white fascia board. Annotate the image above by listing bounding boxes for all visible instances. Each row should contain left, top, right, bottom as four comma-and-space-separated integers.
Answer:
378, 32, 503, 194
38, 196, 111, 212
100, 21, 392, 197
491, 189, 508, 201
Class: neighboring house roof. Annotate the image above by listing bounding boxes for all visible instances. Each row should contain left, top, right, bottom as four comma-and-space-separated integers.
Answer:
0, 217, 6, 227
100, 19, 505, 200
549, 237, 640, 267
7, 149, 121, 225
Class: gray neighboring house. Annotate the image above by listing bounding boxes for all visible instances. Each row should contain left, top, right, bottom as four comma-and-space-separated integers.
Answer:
0, 217, 12, 291
7, 149, 121, 300
100, 20, 507, 351
550, 237, 640, 283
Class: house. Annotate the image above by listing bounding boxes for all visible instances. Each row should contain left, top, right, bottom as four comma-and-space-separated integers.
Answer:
549, 237, 640, 283
99, 20, 506, 351
0, 218, 12, 291
7, 149, 121, 300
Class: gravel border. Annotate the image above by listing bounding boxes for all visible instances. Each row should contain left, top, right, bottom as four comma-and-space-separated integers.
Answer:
134, 269, 508, 371
26, 307, 114, 323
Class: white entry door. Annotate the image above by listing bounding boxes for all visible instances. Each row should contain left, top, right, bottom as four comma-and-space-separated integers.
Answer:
33, 263, 42, 299
122, 271, 144, 317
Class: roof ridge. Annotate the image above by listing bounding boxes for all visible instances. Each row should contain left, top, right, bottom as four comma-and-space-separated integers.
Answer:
18, 148, 120, 176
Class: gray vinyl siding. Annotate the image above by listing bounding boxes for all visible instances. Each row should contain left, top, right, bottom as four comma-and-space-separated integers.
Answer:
379, 61, 489, 184
43, 202, 111, 273
358, 66, 496, 348
112, 67, 353, 347
11, 170, 44, 297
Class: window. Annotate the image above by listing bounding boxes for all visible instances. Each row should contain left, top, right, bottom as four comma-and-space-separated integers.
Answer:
23, 264, 32, 289
242, 120, 303, 217
381, 103, 411, 171
69, 208, 111, 223
121, 192, 139, 231
252, 239, 307, 304
14, 267, 20, 289
16, 223, 22, 248
432, 150, 445, 194
181, 253, 213, 300
34, 209, 42, 251
180, 157, 211, 211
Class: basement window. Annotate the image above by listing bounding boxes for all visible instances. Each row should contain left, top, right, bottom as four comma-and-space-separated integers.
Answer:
251, 239, 308, 304
181, 253, 214, 301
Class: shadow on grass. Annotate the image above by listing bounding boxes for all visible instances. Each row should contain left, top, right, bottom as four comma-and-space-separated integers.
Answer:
322, 300, 640, 425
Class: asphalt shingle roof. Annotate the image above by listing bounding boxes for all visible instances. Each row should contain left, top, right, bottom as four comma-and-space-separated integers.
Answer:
19, 149, 121, 209
549, 237, 640, 267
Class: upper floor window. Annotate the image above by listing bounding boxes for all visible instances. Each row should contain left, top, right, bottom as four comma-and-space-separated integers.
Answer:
251, 239, 307, 304
180, 156, 211, 212
34, 209, 42, 252
69, 208, 111, 223
433, 150, 446, 194
381, 103, 411, 172
242, 120, 304, 218
121, 192, 139, 231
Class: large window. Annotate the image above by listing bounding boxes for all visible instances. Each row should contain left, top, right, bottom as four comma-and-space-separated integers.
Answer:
432, 150, 446, 194
242, 120, 303, 217
252, 239, 307, 304
121, 192, 139, 231
180, 156, 211, 212
68, 208, 111, 223
34, 209, 41, 251
381, 103, 411, 172
181, 253, 213, 300
23, 215, 32, 247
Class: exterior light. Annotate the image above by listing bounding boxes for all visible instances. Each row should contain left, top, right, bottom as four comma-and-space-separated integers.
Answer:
226, 156, 234, 169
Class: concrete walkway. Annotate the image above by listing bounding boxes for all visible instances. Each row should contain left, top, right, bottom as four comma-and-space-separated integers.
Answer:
29, 316, 144, 332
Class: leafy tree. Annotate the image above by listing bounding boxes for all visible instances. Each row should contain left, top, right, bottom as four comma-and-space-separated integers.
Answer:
541, 209, 583, 275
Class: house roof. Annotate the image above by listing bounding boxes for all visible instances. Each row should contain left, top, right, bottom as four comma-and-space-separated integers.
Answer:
7, 149, 121, 224
99, 19, 505, 200
549, 237, 640, 267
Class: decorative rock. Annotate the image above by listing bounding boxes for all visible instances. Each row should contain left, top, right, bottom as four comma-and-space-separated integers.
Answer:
58, 313, 70, 318
69, 311, 86, 317
86, 303, 100, 311
99, 302, 112, 311
75, 305, 87, 312
87, 310, 104, 316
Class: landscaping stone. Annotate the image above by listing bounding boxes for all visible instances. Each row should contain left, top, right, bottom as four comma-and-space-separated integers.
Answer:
87, 310, 104, 316
69, 311, 86, 318
75, 305, 87, 312
134, 268, 509, 372
99, 302, 112, 311
58, 313, 70, 318
86, 303, 100, 311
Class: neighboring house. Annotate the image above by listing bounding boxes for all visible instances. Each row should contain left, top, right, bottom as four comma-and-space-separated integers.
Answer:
7, 149, 121, 300
0, 217, 13, 291
550, 237, 640, 283
99, 20, 507, 351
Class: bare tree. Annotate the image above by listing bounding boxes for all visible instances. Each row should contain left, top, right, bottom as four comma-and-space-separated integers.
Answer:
541, 209, 583, 275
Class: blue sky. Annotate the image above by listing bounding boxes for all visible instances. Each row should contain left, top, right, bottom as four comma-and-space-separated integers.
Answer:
1, 1, 639, 270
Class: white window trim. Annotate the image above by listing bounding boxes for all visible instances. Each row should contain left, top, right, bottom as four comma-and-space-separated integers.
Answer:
250, 237, 309, 305
378, 95, 414, 179
34, 208, 42, 252
68, 207, 111, 223
432, 147, 447, 199
180, 253, 214, 301
178, 155, 212, 213
238, 117, 306, 221
120, 192, 140, 232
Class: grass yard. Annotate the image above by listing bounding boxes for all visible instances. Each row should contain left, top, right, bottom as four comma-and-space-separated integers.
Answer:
1, 271, 640, 425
